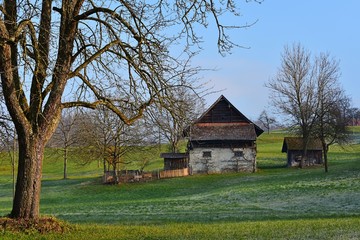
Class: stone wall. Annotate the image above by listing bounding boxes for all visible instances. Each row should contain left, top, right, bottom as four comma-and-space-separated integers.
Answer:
189, 147, 256, 174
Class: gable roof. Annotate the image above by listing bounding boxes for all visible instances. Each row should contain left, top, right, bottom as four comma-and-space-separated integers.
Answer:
194, 95, 263, 137
281, 137, 323, 152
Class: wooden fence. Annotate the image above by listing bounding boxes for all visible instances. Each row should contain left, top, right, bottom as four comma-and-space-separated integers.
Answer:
103, 168, 189, 184
160, 168, 189, 178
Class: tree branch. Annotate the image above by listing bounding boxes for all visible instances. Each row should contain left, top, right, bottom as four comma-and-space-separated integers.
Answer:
74, 6, 142, 41
69, 40, 120, 79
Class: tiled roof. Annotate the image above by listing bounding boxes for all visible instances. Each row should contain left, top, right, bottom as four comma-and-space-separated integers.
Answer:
190, 122, 257, 141
282, 137, 323, 152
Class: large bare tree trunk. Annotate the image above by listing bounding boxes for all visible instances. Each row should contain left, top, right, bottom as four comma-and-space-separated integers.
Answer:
10, 135, 45, 219
324, 149, 329, 173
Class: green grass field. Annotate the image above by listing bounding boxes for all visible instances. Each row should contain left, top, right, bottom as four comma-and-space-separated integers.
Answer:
1, 127, 360, 239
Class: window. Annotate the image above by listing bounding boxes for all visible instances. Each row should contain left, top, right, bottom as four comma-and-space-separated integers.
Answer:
234, 151, 243, 157
202, 151, 212, 158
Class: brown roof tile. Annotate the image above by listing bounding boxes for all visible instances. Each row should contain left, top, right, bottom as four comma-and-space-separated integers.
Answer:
282, 137, 323, 152
190, 122, 257, 141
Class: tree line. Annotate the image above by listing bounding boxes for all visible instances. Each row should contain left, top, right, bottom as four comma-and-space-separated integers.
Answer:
1, 89, 205, 179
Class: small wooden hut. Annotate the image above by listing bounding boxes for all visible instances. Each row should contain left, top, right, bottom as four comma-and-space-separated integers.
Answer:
281, 137, 323, 167
160, 153, 189, 170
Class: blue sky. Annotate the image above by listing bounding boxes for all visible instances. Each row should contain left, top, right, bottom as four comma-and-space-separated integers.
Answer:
193, 1, 360, 121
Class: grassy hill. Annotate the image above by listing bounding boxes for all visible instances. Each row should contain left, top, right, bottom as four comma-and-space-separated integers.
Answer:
0, 127, 359, 239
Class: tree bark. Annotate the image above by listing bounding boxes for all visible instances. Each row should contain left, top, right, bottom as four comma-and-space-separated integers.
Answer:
10, 136, 45, 220
322, 141, 329, 173
324, 150, 328, 173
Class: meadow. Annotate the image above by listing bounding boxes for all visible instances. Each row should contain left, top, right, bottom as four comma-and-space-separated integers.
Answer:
0, 127, 359, 239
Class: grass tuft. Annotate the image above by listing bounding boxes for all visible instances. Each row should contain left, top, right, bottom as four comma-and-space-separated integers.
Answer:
0, 216, 71, 234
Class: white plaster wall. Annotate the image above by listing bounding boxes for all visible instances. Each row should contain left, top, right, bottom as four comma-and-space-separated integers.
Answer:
189, 147, 256, 174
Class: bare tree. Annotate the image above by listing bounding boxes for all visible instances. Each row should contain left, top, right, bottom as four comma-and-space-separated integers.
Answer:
313, 54, 351, 172
0, 88, 13, 139
148, 86, 205, 153
79, 106, 157, 181
84, 106, 128, 175
0, 101, 17, 197
258, 110, 276, 134
267, 44, 351, 170
267, 43, 318, 168
348, 107, 360, 126
49, 108, 81, 179
0, 0, 260, 220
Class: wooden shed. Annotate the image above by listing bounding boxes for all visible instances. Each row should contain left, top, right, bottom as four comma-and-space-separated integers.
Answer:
160, 153, 189, 170
282, 137, 323, 167
187, 95, 263, 174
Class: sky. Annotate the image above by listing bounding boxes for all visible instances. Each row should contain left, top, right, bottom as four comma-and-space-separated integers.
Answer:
193, 1, 360, 121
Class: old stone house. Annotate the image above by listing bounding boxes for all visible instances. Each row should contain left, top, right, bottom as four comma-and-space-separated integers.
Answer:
281, 137, 323, 167
187, 95, 263, 174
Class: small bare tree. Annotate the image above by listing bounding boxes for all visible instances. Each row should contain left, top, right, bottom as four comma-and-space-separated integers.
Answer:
348, 108, 360, 126
148, 86, 205, 153
313, 54, 351, 172
84, 106, 128, 175
78, 106, 155, 179
49, 108, 81, 179
0, 102, 17, 197
258, 110, 276, 134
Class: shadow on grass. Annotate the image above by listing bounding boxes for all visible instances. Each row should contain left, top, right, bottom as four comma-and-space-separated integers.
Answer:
258, 164, 287, 170
257, 158, 287, 169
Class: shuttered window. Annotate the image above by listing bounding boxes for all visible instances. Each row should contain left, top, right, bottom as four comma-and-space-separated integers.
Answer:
234, 151, 243, 157
202, 151, 212, 158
